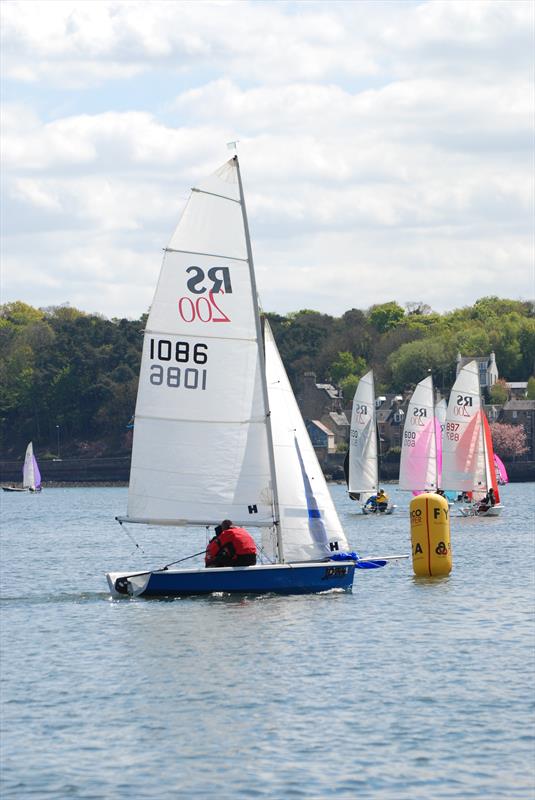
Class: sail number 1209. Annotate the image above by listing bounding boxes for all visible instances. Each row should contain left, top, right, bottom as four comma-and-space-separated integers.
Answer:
148, 338, 208, 391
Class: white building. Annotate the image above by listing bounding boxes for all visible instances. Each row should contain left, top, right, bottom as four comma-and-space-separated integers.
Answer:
456, 352, 499, 390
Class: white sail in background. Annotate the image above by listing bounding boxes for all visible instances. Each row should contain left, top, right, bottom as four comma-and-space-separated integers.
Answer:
22, 442, 40, 491
442, 361, 486, 494
348, 370, 378, 500
435, 398, 447, 432
126, 159, 273, 528
264, 321, 348, 562
399, 376, 438, 492
435, 397, 447, 490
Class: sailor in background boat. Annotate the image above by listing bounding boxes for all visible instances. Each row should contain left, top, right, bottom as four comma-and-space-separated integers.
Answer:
205, 520, 257, 568
376, 489, 389, 512
364, 494, 378, 512
476, 487, 496, 515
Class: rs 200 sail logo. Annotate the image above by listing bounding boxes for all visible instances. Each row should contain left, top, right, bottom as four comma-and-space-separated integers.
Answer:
177, 266, 233, 323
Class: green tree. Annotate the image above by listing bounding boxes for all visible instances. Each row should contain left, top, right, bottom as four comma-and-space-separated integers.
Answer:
489, 379, 509, 405
453, 324, 492, 357
368, 302, 405, 334
266, 310, 334, 386
339, 375, 359, 403
0, 301, 45, 327
330, 351, 367, 383
527, 376, 535, 400
330, 352, 356, 383
387, 338, 453, 391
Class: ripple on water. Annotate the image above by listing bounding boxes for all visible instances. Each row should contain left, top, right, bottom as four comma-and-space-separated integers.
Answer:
0, 483, 534, 799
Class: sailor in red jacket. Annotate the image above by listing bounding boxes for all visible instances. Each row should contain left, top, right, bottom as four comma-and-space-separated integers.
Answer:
205, 519, 257, 568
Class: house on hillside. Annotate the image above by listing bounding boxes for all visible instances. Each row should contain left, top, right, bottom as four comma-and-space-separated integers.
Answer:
305, 420, 336, 455
375, 394, 406, 453
499, 399, 535, 460
297, 372, 349, 446
508, 382, 528, 399
456, 352, 499, 391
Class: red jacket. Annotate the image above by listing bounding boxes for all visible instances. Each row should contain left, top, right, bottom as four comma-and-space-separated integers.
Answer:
205, 526, 257, 566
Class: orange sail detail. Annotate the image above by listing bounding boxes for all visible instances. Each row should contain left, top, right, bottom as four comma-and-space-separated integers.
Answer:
483, 413, 500, 504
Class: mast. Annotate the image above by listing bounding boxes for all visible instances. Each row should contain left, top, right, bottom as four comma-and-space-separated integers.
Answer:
234, 156, 284, 562
431, 379, 438, 490
477, 377, 490, 495
480, 396, 491, 494
371, 372, 379, 493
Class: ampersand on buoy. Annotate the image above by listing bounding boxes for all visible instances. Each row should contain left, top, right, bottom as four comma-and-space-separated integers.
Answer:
435, 541, 448, 555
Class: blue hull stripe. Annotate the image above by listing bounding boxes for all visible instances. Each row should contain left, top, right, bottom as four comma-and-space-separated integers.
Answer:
140, 563, 355, 597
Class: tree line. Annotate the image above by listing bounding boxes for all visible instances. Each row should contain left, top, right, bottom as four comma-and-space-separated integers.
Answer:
1, 297, 534, 458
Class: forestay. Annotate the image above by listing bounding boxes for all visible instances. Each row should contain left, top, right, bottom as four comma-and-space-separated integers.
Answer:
125, 159, 274, 528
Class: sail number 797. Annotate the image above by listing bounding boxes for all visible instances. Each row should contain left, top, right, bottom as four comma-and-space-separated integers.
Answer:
148, 338, 208, 391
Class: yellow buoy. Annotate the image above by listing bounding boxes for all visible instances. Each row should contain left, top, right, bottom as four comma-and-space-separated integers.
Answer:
410, 493, 452, 577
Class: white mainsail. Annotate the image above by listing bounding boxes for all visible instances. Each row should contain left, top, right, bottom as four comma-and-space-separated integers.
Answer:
435, 398, 447, 435
347, 370, 378, 501
441, 361, 486, 495
264, 321, 348, 562
126, 159, 274, 528
22, 442, 40, 491
398, 376, 438, 493
124, 156, 349, 566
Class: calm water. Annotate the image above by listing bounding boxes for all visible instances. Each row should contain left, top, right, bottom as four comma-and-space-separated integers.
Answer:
1, 482, 534, 799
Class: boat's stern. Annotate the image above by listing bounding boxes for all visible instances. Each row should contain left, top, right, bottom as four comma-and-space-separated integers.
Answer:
106, 571, 152, 598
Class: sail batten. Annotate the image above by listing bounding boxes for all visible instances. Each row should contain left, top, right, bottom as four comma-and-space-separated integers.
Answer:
118, 516, 276, 527
191, 187, 241, 203
164, 247, 248, 262
134, 414, 267, 425
144, 328, 258, 344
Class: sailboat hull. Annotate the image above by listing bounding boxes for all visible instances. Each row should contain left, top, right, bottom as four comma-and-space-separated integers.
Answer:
459, 503, 503, 518
106, 561, 356, 599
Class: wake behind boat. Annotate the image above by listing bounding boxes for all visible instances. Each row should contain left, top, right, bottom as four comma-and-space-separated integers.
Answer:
107, 156, 402, 598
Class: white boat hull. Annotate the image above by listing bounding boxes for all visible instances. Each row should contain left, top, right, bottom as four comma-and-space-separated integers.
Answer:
459, 503, 503, 517
362, 505, 396, 516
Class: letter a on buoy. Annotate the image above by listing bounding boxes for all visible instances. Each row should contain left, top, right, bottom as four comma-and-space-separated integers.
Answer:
410, 493, 452, 577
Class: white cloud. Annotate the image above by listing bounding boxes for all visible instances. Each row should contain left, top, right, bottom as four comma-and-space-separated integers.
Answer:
1, 0, 533, 319
1, 0, 381, 86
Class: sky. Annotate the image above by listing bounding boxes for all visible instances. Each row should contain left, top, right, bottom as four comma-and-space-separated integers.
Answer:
1, 0, 533, 320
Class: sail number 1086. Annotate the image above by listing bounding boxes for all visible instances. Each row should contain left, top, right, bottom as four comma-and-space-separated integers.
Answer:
148, 338, 208, 391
